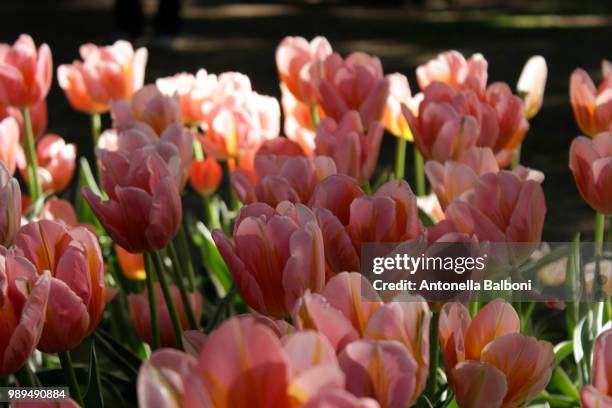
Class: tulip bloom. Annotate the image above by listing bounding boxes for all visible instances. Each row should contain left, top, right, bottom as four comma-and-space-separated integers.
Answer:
40, 197, 78, 227
57, 40, 147, 114
516, 56, 547, 119
18, 134, 76, 193
0, 162, 21, 246
569, 131, 612, 215
0, 247, 50, 376
111, 85, 181, 135
0, 34, 52, 107
116, 245, 146, 280
13, 220, 105, 352
281, 83, 318, 155
231, 155, 336, 207
129, 283, 202, 347
276, 36, 333, 105
0, 99, 47, 141
213, 203, 326, 316
570, 61, 612, 137
0, 116, 19, 175
84, 147, 182, 253
439, 300, 553, 408
315, 111, 383, 183
416, 50, 488, 94
189, 156, 223, 196
382, 73, 419, 141
581, 329, 612, 408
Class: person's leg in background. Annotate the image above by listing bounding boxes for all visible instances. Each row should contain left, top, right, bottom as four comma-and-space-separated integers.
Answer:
115, 0, 144, 38
155, 0, 182, 36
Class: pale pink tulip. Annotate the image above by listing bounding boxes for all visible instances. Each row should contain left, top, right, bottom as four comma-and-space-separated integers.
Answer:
29, 134, 76, 192
57, 40, 147, 114
0, 34, 52, 107
281, 82, 318, 155
416, 50, 488, 94
569, 131, 612, 215
581, 329, 612, 408
570, 63, 612, 137
383, 73, 419, 140
0, 116, 19, 174
0, 161, 21, 246
517, 56, 547, 119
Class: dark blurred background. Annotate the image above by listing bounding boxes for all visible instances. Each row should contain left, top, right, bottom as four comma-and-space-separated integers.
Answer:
1, 0, 611, 240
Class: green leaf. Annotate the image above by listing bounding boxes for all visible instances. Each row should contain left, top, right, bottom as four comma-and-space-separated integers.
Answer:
548, 366, 579, 401
418, 208, 435, 227
553, 340, 574, 366
190, 216, 232, 296
573, 313, 592, 385
93, 330, 141, 381
84, 339, 104, 408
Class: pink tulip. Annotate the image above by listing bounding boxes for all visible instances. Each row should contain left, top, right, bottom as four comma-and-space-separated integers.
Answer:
416, 50, 488, 94
0, 161, 21, 246
83, 147, 183, 253
20, 134, 76, 193
0, 99, 48, 141
570, 62, 612, 137
231, 154, 336, 207
212, 202, 325, 316
129, 283, 202, 347
276, 36, 333, 105
57, 40, 147, 114
581, 329, 612, 408
0, 247, 50, 376
0, 34, 52, 107
569, 131, 612, 215
189, 156, 223, 196
0, 116, 20, 174
315, 111, 383, 183
308, 174, 366, 225
281, 83, 318, 155
13, 220, 105, 352
111, 85, 181, 135
382, 73, 419, 140
40, 197, 78, 227
317, 52, 390, 128
516, 56, 547, 119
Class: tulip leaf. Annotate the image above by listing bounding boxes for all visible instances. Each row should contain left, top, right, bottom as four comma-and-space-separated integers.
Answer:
418, 208, 435, 227
76, 157, 104, 232
84, 340, 104, 408
93, 330, 141, 381
190, 216, 232, 296
573, 313, 592, 385
553, 340, 574, 366
547, 366, 579, 401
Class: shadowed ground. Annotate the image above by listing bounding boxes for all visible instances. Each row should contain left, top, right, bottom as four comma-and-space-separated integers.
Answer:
1, 0, 610, 241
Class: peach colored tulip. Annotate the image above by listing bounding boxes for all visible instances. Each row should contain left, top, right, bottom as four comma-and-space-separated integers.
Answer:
0, 247, 50, 376
382, 73, 419, 141
0, 34, 52, 107
231, 155, 336, 206
0, 162, 21, 246
57, 40, 147, 114
116, 245, 146, 280
0, 116, 19, 174
276, 36, 333, 105
581, 329, 612, 408
317, 52, 390, 128
27, 134, 76, 193
569, 131, 612, 215
40, 197, 78, 227
281, 82, 318, 155
0, 99, 48, 141
112, 85, 181, 135
315, 111, 383, 182
84, 147, 183, 253
308, 174, 366, 225
516, 56, 547, 119
190, 156, 223, 196
212, 202, 325, 316
13, 219, 105, 352
416, 50, 488, 94
570, 62, 612, 137
129, 283, 202, 347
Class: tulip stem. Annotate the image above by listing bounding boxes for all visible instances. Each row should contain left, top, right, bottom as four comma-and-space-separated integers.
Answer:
152, 251, 185, 350
395, 137, 407, 179
58, 351, 84, 406
144, 253, 161, 350
310, 105, 320, 127
90, 113, 101, 148
426, 311, 439, 397
15, 364, 37, 387
413, 147, 425, 196
203, 194, 221, 230
176, 225, 197, 291
594, 212, 605, 257
166, 243, 199, 329
22, 106, 42, 202
512, 144, 522, 168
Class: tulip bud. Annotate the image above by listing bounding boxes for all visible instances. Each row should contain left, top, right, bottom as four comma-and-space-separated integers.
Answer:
190, 156, 222, 196
0, 162, 21, 246
116, 245, 146, 280
517, 56, 547, 119
18, 134, 76, 193
570, 66, 612, 137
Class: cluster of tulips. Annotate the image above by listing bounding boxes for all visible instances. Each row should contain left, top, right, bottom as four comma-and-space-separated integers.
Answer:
0, 32, 611, 408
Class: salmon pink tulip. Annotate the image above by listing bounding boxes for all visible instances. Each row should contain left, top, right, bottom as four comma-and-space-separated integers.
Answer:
581, 329, 612, 408
83, 147, 183, 253
0, 247, 50, 376
570, 62, 612, 137
0, 34, 52, 107
0, 116, 19, 175
569, 131, 612, 215
129, 283, 202, 347
416, 50, 487, 94
212, 203, 325, 316
516, 56, 547, 119
19, 134, 76, 193
57, 40, 147, 114
276, 36, 333, 105
315, 111, 383, 182
13, 220, 105, 352
116, 245, 146, 280
0, 162, 21, 246
189, 156, 223, 196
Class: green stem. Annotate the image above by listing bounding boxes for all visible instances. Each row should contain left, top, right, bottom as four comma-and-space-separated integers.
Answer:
521, 302, 536, 333
469, 301, 480, 318
144, 254, 161, 350
310, 105, 320, 127
414, 147, 425, 196
176, 225, 197, 291
151, 251, 185, 350
166, 244, 198, 329
203, 194, 221, 230
58, 351, 83, 406
91, 113, 101, 147
594, 212, 605, 257
395, 137, 407, 180
512, 144, 522, 168
15, 364, 37, 387
427, 311, 439, 397
22, 106, 42, 201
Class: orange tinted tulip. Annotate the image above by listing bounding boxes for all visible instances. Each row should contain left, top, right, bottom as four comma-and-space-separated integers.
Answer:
156, 69, 217, 125
0, 116, 19, 175
13, 220, 105, 352
0, 162, 21, 246
189, 156, 222, 196
570, 62, 612, 137
382, 73, 419, 141
0, 34, 52, 107
115, 245, 145, 280
581, 329, 612, 408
